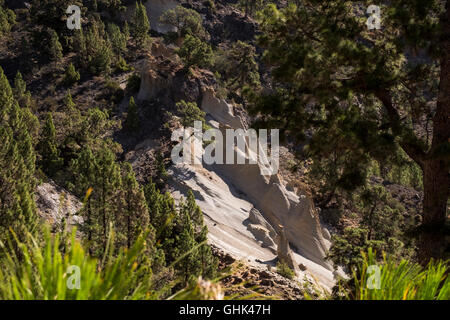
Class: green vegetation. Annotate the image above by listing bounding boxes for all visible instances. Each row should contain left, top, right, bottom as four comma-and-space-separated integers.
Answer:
63, 63, 81, 87
126, 73, 141, 94
131, 2, 150, 47
276, 262, 295, 280
48, 29, 63, 61
251, 1, 449, 264
0, 227, 221, 300
345, 249, 450, 300
0, 67, 39, 244
0, 228, 153, 300
237, 0, 265, 18
115, 55, 132, 72
214, 40, 260, 101
107, 23, 127, 59
13, 71, 32, 108
76, 20, 113, 75
123, 96, 140, 132
177, 34, 213, 69
175, 100, 210, 131
37, 113, 63, 177
0, 0, 15, 36
160, 5, 208, 41
326, 185, 415, 272
0, 0, 448, 302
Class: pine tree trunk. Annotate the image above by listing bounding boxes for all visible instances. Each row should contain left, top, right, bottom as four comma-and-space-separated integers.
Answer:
418, 159, 449, 264
418, 2, 450, 264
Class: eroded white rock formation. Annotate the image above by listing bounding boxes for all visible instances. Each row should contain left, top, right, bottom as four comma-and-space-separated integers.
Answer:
135, 53, 335, 288
166, 88, 334, 288
200, 88, 332, 270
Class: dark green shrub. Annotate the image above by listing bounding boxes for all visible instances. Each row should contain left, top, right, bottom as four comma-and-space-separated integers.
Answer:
126, 73, 141, 94
63, 63, 81, 87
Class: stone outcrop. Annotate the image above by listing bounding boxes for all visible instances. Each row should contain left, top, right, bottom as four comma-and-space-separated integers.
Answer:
200, 90, 332, 270
134, 45, 335, 288
201, 88, 247, 130
35, 180, 83, 232
247, 223, 276, 251
186, 0, 258, 46
137, 49, 216, 106
137, 54, 179, 101
276, 226, 299, 273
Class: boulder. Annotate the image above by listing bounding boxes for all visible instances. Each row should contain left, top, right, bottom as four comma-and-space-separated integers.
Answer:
247, 224, 276, 251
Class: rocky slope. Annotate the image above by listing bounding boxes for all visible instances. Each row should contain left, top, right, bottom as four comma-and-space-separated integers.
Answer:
129, 36, 336, 290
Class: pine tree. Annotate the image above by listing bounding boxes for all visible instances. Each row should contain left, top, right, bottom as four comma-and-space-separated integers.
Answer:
123, 21, 130, 40
160, 5, 208, 41
123, 96, 140, 132
95, 146, 122, 254
70, 144, 122, 256
30, 0, 74, 50
13, 71, 26, 98
0, 66, 14, 118
69, 146, 98, 253
0, 67, 38, 243
226, 41, 260, 93
13, 71, 32, 108
144, 181, 176, 242
181, 191, 218, 279
0, 1, 15, 36
177, 35, 213, 69
173, 191, 218, 284
107, 23, 127, 59
64, 90, 76, 111
79, 20, 113, 75
48, 28, 63, 61
174, 213, 199, 286
61, 90, 82, 146
63, 63, 80, 87
37, 113, 63, 177
131, 2, 150, 47
121, 162, 150, 248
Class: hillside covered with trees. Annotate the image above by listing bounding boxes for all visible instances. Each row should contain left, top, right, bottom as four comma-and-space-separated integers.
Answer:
0, 0, 448, 302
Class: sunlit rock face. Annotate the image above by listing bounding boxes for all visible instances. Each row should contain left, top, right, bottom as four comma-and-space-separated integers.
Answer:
35, 180, 83, 234
199, 88, 332, 271
136, 49, 334, 288
167, 89, 334, 287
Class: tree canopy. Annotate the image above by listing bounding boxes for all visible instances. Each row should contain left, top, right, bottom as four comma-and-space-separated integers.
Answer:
251, 1, 449, 262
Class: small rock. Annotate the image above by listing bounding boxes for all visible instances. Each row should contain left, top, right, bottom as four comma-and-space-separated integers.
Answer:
223, 254, 235, 265
275, 279, 286, 285
231, 276, 243, 284
260, 279, 273, 287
